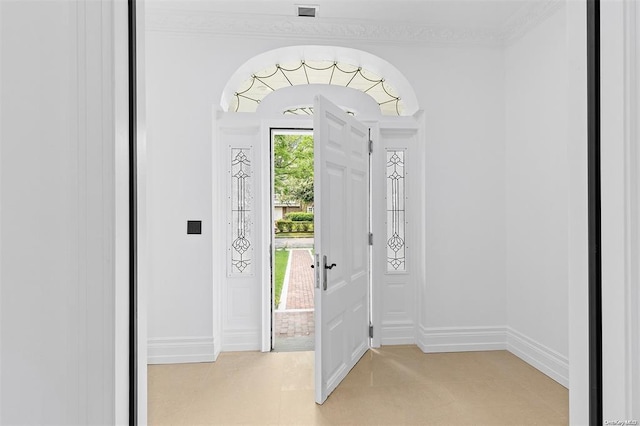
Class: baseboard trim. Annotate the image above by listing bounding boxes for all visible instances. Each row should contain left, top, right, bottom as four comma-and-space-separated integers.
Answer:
147, 336, 215, 364
380, 322, 415, 345
416, 325, 569, 387
221, 330, 261, 352
417, 326, 507, 353
506, 327, 569, 387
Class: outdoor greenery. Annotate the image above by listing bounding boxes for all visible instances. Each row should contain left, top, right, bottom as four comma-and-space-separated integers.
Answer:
285, 212, 314, 222
274, 134, 314, 211
275, 220, 314, 233
274, 249, 289, 308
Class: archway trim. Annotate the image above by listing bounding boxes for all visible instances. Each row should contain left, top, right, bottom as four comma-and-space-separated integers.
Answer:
220, 45, 420, 116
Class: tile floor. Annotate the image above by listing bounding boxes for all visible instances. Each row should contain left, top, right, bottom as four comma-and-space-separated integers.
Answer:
148, 346, 568, 425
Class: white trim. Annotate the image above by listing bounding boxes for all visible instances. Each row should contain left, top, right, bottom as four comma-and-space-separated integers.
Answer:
258, 85, 382, 120
417, 326, 507, 353
565, 0, 589, 421
601, 0, 628, 416
135, 1, 149, 424
114, 0, 132, 424
222, 331, 262, 352
146, 8, 504, 46
501, 0, 564, 43
260, 121, 274, 353
624, 0, 640, 417
380, 321, 415, 346
145, 2, 563, 47
506, 328, 569, 388
0, 0, 4, 420
416, 326, 568, 387
416, 110, 427, 357
147, 337, 216, 364
212, 108, 227, 361
601, 0, 640, 417
221, 46, 419, 117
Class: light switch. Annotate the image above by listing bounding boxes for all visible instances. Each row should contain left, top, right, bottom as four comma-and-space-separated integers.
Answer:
187, 220, 202, 235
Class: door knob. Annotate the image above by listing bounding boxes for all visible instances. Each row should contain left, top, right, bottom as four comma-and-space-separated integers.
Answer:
324, 263, 337, 270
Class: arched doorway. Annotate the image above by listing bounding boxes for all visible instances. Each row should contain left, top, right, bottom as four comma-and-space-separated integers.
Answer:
213, 46, 424, 371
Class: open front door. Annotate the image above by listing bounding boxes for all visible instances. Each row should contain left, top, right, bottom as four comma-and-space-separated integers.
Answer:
314, 95, 370, 404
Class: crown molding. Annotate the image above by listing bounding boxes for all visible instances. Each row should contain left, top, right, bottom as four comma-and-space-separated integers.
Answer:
146, 0, 563, 47
501, 0, 564, 43
145, 10, 503, 46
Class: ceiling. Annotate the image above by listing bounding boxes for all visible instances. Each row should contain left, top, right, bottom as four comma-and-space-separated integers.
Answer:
146, 0, 543, 31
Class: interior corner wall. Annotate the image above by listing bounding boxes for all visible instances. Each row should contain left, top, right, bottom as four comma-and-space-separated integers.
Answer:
417, 46, 507, 352
145, 19, 507, 357
504, 5, 570, 386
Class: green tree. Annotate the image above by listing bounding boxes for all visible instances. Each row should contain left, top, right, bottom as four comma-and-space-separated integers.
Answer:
291, 178, 314, 211
273, 134, 314, 208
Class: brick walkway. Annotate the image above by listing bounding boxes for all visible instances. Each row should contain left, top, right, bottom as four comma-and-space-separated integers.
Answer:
274, 249, 315, 349
273, 311, 315, 338
285, 250, 315, 309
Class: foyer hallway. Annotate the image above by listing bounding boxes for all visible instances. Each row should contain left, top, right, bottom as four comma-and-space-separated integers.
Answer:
148, 346, 569, 425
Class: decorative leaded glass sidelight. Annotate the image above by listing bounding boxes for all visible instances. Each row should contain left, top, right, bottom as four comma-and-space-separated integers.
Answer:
386, 150, 406, 272
230, 148, 253, 275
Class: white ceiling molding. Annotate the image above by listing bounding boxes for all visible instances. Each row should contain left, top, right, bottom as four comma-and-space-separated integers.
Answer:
500, 0, 564, 43
146, 0, 563, 47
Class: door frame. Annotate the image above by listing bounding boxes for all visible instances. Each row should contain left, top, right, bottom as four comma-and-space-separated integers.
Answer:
129, 2, 605, 422
257, 92, 382, 352
259, 113, 423, 353
586, 0, 603, 421
260, 118, 314, 352
127, 1, 138, 424
267, 127, 314, 351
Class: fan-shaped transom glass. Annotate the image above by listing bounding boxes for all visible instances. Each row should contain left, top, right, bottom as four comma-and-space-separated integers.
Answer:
230, 60, 403, 116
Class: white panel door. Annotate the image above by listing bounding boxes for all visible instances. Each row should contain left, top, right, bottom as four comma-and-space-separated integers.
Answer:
314, 95, 370, 404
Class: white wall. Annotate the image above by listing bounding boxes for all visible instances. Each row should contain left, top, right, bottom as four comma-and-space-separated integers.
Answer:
418, 46, 507, 350
504, 5, 570, 385
0, 1, 128, 424
145, 16, 507, 357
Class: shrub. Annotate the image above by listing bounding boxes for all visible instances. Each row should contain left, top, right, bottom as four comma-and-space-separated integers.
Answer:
294, 221, 313, 232
285, 212, 314, 222
275, 219, 313, 233
276, 220, 293, 233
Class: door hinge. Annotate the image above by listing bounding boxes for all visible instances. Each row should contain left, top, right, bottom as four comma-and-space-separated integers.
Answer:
368, 139, 373, 154
368, 232, 373, 245
369, 323, 374, 338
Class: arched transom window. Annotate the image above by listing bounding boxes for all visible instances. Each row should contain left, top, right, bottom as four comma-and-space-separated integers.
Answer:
230, 60, 404, 116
